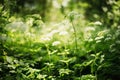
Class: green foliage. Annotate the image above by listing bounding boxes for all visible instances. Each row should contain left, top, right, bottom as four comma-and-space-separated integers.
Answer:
82, 0, 120, 28
0, 0, 120, 80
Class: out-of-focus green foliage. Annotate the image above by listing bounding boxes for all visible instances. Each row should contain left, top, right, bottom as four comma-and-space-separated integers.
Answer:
0, 0, 52, 21
0, 0, 120, 80
81, 0, 120, 28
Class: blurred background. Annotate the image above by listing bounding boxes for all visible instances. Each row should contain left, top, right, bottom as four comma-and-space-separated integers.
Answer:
0, 0, 120, 80
0, 0, 119, 24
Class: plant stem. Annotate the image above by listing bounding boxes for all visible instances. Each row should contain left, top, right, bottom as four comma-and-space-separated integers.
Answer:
46, 44, 51, 62
71, 21, 78, 52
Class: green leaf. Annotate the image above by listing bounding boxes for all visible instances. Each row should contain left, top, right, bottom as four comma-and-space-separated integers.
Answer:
37, 74, 47, 79
59, 68, 72, 75
6, 56, 13, 64
82, 60, 93, 66
81, 74, 96, 80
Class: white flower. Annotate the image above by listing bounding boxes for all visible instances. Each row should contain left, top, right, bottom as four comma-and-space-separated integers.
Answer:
52, 41, 61, 46
85, 27, 95, 32
6, 21, 29, 32
52, 0, 61, 8
46, 33, 53, 38
97, 30, 108, 36
94, 21, 102, 25
51, 30, 59, 34
40, 37, 51, 42
95, 36, 104, 40
59, 31, 68, 36
62, 0, 69, 7
26, 18, 34, 26
46, 30, 59, 38
118, 26, 120, 29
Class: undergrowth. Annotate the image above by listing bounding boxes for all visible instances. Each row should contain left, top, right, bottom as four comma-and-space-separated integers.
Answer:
0, 5, 120, 80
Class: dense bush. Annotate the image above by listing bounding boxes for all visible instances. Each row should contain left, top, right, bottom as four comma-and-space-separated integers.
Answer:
0, 0, 120, 80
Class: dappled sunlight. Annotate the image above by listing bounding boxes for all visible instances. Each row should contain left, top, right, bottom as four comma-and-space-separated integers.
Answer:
0, 0, 120, 80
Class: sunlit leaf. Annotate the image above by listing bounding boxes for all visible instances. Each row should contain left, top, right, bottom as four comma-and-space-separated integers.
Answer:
37, 74, 47, 79
59, 68, 72, 75
6, 56, 13, 64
